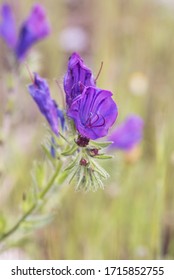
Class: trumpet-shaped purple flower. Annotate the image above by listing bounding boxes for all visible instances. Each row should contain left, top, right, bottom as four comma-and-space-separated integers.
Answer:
68, 86, 118, 140
64, 52, 95, 107
0, 4, 17, 48
108, 115, 144, 150
28, 73, 58, 135
15, 4, 50, 60
0, 3, 50, 60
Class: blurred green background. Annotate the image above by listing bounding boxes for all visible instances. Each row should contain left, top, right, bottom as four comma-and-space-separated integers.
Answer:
0, 0, 174, 259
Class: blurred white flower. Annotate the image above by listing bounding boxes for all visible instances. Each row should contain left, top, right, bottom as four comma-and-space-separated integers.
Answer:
58, 26, 88, 52
129, 72, 149, 96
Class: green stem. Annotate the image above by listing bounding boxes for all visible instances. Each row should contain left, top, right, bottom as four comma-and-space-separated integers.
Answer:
0, 163, 62, 243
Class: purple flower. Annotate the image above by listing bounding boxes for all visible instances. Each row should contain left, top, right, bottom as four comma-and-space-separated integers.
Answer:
0, 3, 50, 60
64, 52, 96, 107
67, 86, 118, 140
0, 4, 17, 48
28, 73, 58, 135
15, 4, 50, 60
108, 115, 144, 150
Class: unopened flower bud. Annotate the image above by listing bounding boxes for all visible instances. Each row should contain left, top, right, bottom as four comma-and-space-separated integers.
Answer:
88, 148, 99, 156
80, 158, 88, 166
76, 135, 89, 147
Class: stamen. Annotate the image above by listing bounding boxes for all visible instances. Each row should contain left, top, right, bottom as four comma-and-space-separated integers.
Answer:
85, 112, 93, 127
90, 113, 99, 126
91, 113, 105, 128
85, 113, 105, 128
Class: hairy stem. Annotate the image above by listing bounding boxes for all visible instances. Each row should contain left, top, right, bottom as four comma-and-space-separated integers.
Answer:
0, 163, 62, 243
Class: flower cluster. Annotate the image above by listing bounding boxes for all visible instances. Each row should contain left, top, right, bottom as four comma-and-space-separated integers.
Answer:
29, 52, 118, 141
27, 52, 144, 190
28, 53, 118, 190
0, 3, 50, 60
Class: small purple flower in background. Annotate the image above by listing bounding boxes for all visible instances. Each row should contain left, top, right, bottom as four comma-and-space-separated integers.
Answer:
28, 73, 59, 135
0, 4, 17, 49
64, 52, 96, 107
108, 115, 144, 150
0, 3, 50, 61
68, 86, 118, 140
15, 4, 50, 60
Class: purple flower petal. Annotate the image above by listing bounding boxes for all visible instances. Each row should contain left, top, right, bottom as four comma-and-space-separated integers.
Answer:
15, 4, 50, 60
64, 52, 96, 107
108, 115, 144, 150
0, 4, 17, 48
68, 86, 118, 140
28, 73, 58, 135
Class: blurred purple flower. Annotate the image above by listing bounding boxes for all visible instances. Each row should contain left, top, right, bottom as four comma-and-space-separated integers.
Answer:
15, 4, 50, 60
64, 52, 96, 107
0, 3, 50, 60
28, 73, 59, 135
108, 115, 144, 150
68, 86, 118, 140
0, 4, 17, 48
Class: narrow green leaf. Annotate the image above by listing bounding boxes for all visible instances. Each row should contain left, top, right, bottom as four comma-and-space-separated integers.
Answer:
61, 143, 78, 156
69, 166, 80, 184
90, 140, 113, 149
90, 158, 109, 179
75, 166, 86, 191
94, 154, 113, 159
64, 154, 80, 171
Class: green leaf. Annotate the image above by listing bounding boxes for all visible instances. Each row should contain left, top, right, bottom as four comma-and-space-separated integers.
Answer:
89, 140, 113, 149
61, 143, 78, 156
75, 166, 85, 191
94, 154, 113, 159
92, 171, 104, 190
90, 158, 109, 179
64, 154, 80, 171
69, 166, 80, 184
